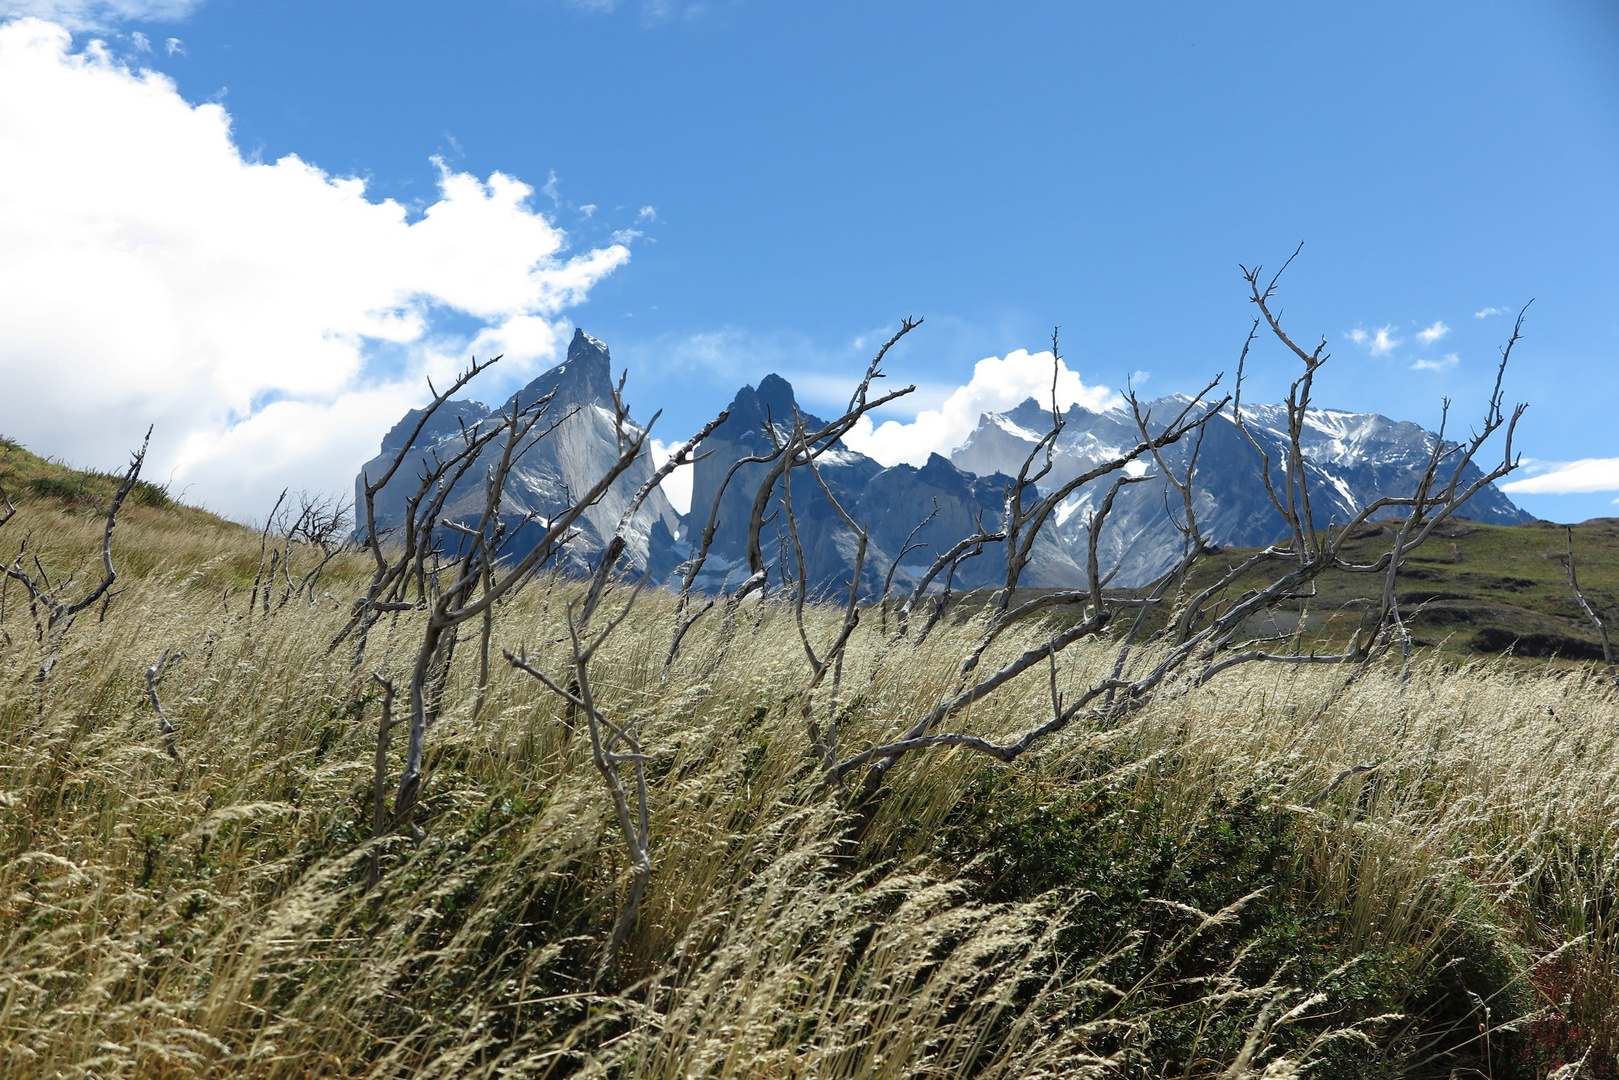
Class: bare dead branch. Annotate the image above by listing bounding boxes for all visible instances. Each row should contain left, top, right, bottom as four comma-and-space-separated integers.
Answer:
824, 260, 1528, 849
249, 489, 287, 617
506, 601, 652, 983
1563, 526, 1616, 680
145, 647, 184, 766
3, 427, 151, 665
879, 498, 939, 632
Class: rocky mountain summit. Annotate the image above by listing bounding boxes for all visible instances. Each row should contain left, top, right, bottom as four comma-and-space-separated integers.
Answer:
680, 374, 1081, 597
950, 395, 1531, 584
355, 329, 682, 579
359, 330, 1531, 594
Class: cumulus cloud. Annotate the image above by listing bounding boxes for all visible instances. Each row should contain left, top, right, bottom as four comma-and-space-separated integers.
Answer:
1475, 306, 1507, 319
648, 439, 693, 515
1411, 353, 1458, 372
0, 19, 628, 519
1501, 459, 1619, 496
842, 349, 1122, 468
1416, 320, 1449, 346
1346, 325, 1401, 355
0, 0, 201, 30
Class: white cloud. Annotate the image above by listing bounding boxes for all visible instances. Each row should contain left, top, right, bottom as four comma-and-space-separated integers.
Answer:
648, 439, 693, 515
1501, 459, 1619, 495
1346, 325, 1401, 355
843, 349, 1122, 468
1411, 353, 1458, 372
1415, 320, 1449, 346
636, 205, 658, 223
0, 0, 201, 30
162, 33, 179, 54
1368, 325, 1401, 355
0, 19, 628, 519
1475, 306, 1507, 319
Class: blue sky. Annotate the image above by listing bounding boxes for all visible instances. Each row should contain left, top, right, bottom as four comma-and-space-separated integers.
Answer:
1, 0, 1616, 521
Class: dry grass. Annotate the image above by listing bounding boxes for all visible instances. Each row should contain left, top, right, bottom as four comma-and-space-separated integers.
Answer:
3, 498, 1618, 1078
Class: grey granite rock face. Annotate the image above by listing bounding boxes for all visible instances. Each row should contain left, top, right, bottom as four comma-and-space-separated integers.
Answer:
354, 328, 681, 579
681, 378, 1045, 598
950, 395, 1532, 586
357, 331, 1531, 597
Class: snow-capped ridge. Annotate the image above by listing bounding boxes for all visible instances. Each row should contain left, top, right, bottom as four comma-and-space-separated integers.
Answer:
358, 335, 1531, 596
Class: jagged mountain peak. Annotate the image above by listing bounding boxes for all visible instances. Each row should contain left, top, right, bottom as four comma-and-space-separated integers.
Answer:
505, 327, 618, 413
755, 373, 798, 414
572, 326, 609, 358
360, 331, 1532, 599
722, 373, 828, 436
357, 329, 678, 578
378, 397, 492, 456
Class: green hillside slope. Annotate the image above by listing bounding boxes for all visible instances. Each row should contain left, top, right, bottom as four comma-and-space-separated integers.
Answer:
1, 435, 176, 510
0, 436, 329, 596
1182, 517, 1619, 662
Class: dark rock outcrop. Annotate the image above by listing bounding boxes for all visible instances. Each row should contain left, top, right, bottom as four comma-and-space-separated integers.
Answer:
681, 378, 1042, 597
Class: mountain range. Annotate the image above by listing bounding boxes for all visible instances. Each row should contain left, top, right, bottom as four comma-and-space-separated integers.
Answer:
356, 328, 1532, 596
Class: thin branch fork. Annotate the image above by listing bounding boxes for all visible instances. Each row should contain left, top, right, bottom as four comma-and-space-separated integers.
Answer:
3, 426, 151, 637
145, 647, 185, 765
791, 440, 871, 771
994, 380, 1228, 617
879, 497, 939, 632
829, 260, 1531, 849
505, 605, 652, 983
578, 406, 731, 633
676, 318, 921, 606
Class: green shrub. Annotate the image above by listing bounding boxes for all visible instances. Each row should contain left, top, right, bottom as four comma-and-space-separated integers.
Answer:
27, 475, 91, 502
933, 769, 1534, 1079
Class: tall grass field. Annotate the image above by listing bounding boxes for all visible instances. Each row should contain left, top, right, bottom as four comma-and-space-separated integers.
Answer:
3, 487, 1618, 1079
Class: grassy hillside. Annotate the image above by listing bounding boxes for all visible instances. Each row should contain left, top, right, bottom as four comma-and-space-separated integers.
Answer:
3, 436, 177, 514
0, 437, 366, 599
1181, 517, 1619, 662
0, 437, 264, 584
3, 469, 1619, 1077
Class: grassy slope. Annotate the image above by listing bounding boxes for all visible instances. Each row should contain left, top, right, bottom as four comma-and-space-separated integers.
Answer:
0, 438, 263, 585
3, 452, 1619, 1077
0, 438, 370, 599
3, 438, 184, 516
1183, 517, 1619, 661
